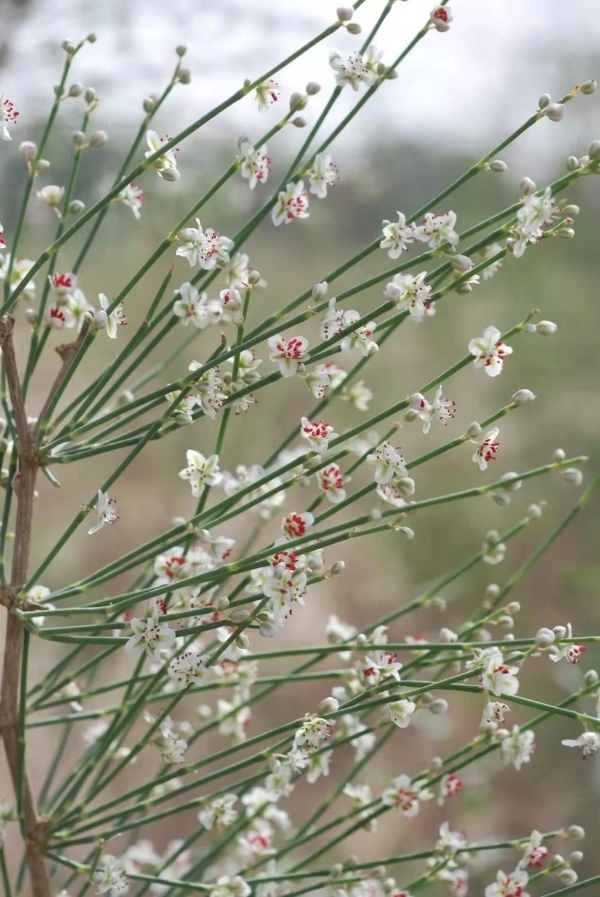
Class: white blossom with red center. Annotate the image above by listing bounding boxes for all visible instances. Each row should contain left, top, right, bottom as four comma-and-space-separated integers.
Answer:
317, 464, 347, 504
263, 567, 308, 623
561, 730, 600, 758
381, 774, 432, 817
153, 548, 192, 585
484, 868, 530, 897
469, 326, 513, 377
387, 698, 416, 729
174, 283, 223, 330
125, 614, 176, 659
550, 623, 587, 664
380, 211, 416, 259
94, 855, 129, 896
430, 6, 453, 32
176, 218, 233, 270
88, 489, 119, 535
145, 129, 180, 179
512, 186, 557, 257
282, 511, 314, 541
340, 310, 378, 356
367, 441, 408, 485
168, 650, 208, 690
294, 715, 334, 751
272, 181, 310, 226
385, 271, 433, 319
255, 78, 281, 112
435, 821, 469, 857
45, 301, 74, 330
0, 96, 19, 140
473, 427, 500, 471
179, 450, 223, 496
500, 726, 536, 770
436, 867, 468, 897
300, 417, 338, 453
360, 650, 402, 687
438, 773, 462, 805
411, 385, 456, 433
413, 211, 459, 247
117, 182, 145, 219
481, 649, 520, 697
518, 831, 548, 869
49, 272, 76, 295
268, 334, 309, 377
319, 297, 345, 341
329, 50, 377, 91
376, 477, 414, 508
305, 363, 331, 399
99, 293, 127, 339
307, 153, 339, 199
238, 140, 271, 190
481, 701, 510, 725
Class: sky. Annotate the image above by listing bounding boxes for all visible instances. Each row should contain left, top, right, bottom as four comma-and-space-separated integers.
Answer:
3, 0, 600, 178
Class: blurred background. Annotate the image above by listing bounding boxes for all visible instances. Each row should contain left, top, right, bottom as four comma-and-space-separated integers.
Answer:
1, 0, 600, 892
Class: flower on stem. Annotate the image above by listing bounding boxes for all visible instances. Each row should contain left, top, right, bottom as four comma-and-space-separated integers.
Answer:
345, 379, 373, 411
176, 218, 233, 269
410, 386, 456, 433
319, 297, 345, 340
500, 726, 536, 770
380, 211, 415, 258
37, 184, 65, 215
329, 49, 378, 91
518, 830, 548, 869
125, 614, 176, 659
94, 855, 129, 896
300, 417, 338, 453
430, 6, 453, 32
45, 299, 75, 330
366, 441, 408, 484
387, 698, 416, 729
0, 95, 19, 140
174, 283, 223, 329
151, 715, 189, 764
304, 363, 331, 399
98, 292, 127, 339
317, 463, 347, 504
384, 271, 433, 319
413, 211, 459, 247
145, 130, 180, 179
549, 622, 587, 664
481, 650, 520, 696
0, 254, 36, 296
438, 773, 462, 805
435, 821, 468, 856
382, 774, 433, 817
88, 489, 119, 535
263, 566, 308, 623
561, 730, 600, 758
255, 78, 280, 112
468, 326, 513, 377
168, 650, 208, 690
340, 310, 378, 355
307, 153, 339, 198
198, 793, 239, 830
360, 650, 402, 686
116, 182, 145, 219
49, 272, 76, 294
484, 868, 530, 897
294, 715, 334, 750
472, 427, 500, 471
511, 186, 557, 257
238, 139, 271, 189
179, 449, 223, 495
482, 243, 505, 280
272, 181, 310, 225
165, 391, 197, 425
282, 511, 314, 540
268, 334, 309, 377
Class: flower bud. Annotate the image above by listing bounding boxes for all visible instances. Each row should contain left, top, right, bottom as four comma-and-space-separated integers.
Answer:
488, 159, 507, 172
491, 491, 511, 507
330, 560, 346, 575
73, 130, 86, 147
398, 525, 415, 539
235, 634, 249, 649
37, 185, 65, 208
216, 596, 230, 612
291, 116, 307, 128
178, 68, 191, 85
318, 697, 339, 714
430, 595, 447, 611
538, 93, 551, 109
161, 167, 180, 182
306, 81, 321, 95
450, 254, 473, 273
553, 448, 566, 461
581, 79, 597, 94
90, 130, 108, 147
544, 102, 565, 122
86, 33, 97, 43
61, 39, 76, 53
511, 388, 536, 405
553, 625, 567, 638
69, 82, 83, 98
563, 467, 583, 486
37, 159, 51, 172
68, 200, 85, 215
247, 269, 261, 285
429, 698, 449, 714
91, 310, 108, 331
312, 281, 328, 300
289, 92, 307, 111
536, 320, 557, 336
370, 508, 382, 521
563, 204, 580, 216
566, 155, 581, 172
588, 140, 600, 160
535, 627, 556, 647
557, 869, 578, 886
25, 308, 38, 325
486, 583, 501, 600
520, 176, 537, 196
466, 421, 482, 438
53, 84, 65, 97
336, 6, 353, 20
528, 503, 543, 519
18, 141, 37, 160
404, 408, 419, 422
143, 94, 159, 113
507, 601, 520, 614
567, 825, 585, 840
569, 851, 584, 865
498, 615, 514, 631
84, 87, 98, 104
558, 227, 575, 239
385, 68, 398, 80
584, 669, 599, 686
259, 617, 278, 638
346, 22, 362, 34
440, 627, 457, 643
229, 608, 249, 624
500, 472, 522, 492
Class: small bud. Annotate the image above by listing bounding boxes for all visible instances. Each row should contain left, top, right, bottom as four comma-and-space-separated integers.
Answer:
336, 6, 353, 21
557, 870, 578, 886
491, 491, 511, 507
525, 322, 537, 333
544, 102, 565, 122
500, 472, 522, 493
404, 408, 419, 422
588, 140, 600, 160
143, 95, 158, 114
538, 93, 551, 109
430, 595, 447, 611
520, 176, 537, 196
68, 82, 83, 97
450, 254, 474, 273
312, 281, 328, 300
178, 68, 191, 85
553, 625, 567, 638
116, 389, 135, 406
330, 560, 346, 575
289, 92, 306, 110
498, 615, 514, 631
25, 308, 38, 325
84, 87, 98, 104
536, 320, 558, 336
512, 388, 536, 405
553, 448, 566, 462
486, 583, 501, 600
580, 79, 597, 95
291, 116, 307, 128
318, 697, 339, 714
563, 467, 583, 486
306, 81, 321, 95
385, 68, 398, 80
558, 227, 575, 239
567, 825, 585, 840
91, 310, 108, 331
176, 45, 187, 57
488, 159, 507, 172
89, 130, 108, 148
247, 269, 261, 285
61, 39, 76, 54
18, 141, 37, 160
86, 33, 97, 43
229, 608, 249, 624
584, 669, 599, 686
37, 159, 51, 172
569, 851, 584, 865
215, 596, 229, 612
73, 130, 86, 147
68, 200, 85, 215
53, 84, 66, 97
466, 421, 482, 438
566, 155, 581, 172
535, 628, 555, 648
429, 698, 449, 714
563, 204, 580, 216
346, 22, 362, 34
259, 617, 278, 638
235, 634, 249, 649
161, 168, 180, 182
370, 508, 382, 521
398, 526, 415, 539
528, 503, 543, 519
506, 601, 520, 615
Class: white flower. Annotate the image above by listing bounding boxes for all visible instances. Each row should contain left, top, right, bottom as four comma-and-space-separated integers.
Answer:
468, 325, 513, 377
282, 511, 314, 541
168, 650, 207, 689
481, 701, 510, 725
0, 222, 5, 250
49, 272, 76, 294
304, 363, 331, 399
472, 427, 500, 471
88, 489, 119, 535
307, 153, 339, 198
165, 391, 197, 425
98, 293, 127, 339
436, 821, 469, 857
500, 726, 536, 770
549, 622, 587, 664
300, 417, 338, 453
562, 730, 600, 758
267, 334, 309, 377
384, 271, 433, 319
272, 181, 310, 226
320, 297, 345, 340
0, 96, 18, 141
294, 716, 333, 750
485, 869, 529, 897
329, 50, 377, 91
388, 699, 416, 729
198, 793, 239, 830
46, 299, 75, 329
413, 211, 459, 248
512, 186, 556, 258
68, 288, 94, 332
481, 651, 519, 696
518, 830, 548, 869
339, 310, 378, 356
430, 6, 453, 32
176, 218, 233, 269
381, 774, 432, 817
94, 854, 129, 896
125, 614, 176, 659
263, 567, 308, 623
145, 130, 179, 179
410, 386, 456, 434
0, 254, 36, 296
366, 441, 407, 484
179, 450, 223, 495
360, 650, 402, 686
208, 875, 251, 897
255, 79, 280, 112
346, 380, 373, 411
174, 283, 223, 329
482, 243, 504, 280
238, 140, 271, 189
380, 211, 415, 258
116, 183, 145, 219
317, 464, 347, 504
37, 184, 65, 212
153, 715, 188, 764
